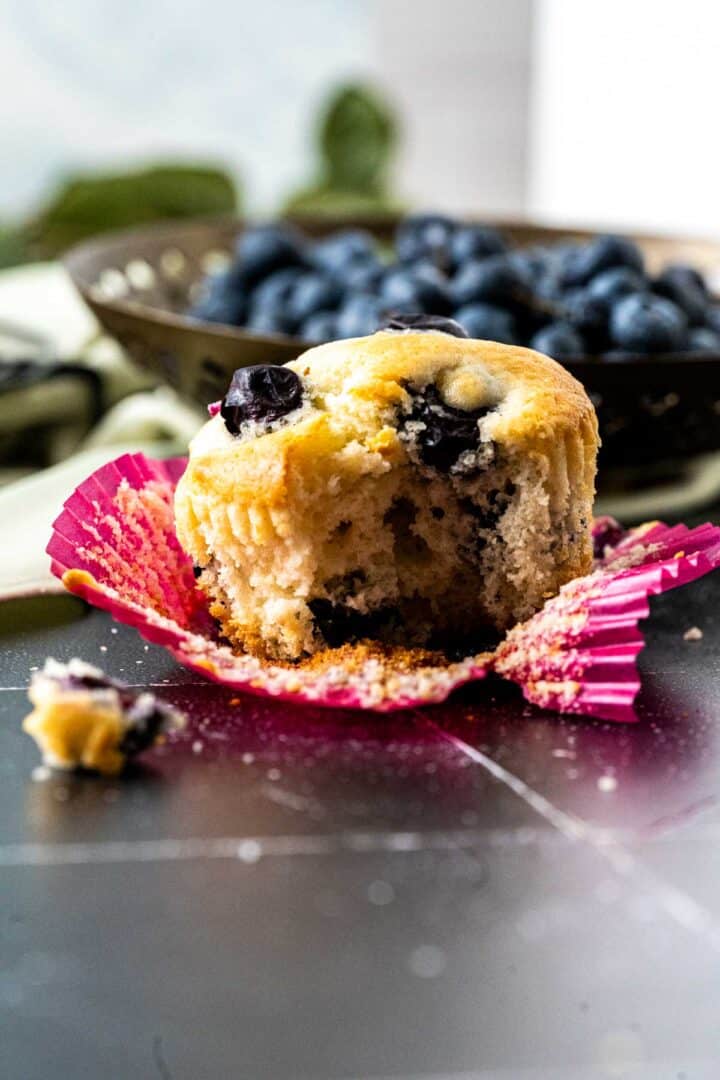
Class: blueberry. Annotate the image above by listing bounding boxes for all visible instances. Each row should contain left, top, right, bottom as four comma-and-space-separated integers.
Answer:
453, 302, 516, 343
221, 365, 304, 434
308, 599, 398, 648
380, 313, 469, 337
592, 517, 626, 560
587, 267, 647, 304
62, 668, 121, 692
662, 262, 707, 294
530, 322, 584, 357
609, 293, 688, 352
395, 213, 457, 269
562, 290, 609, 351
188, 269, 246, 326
532, 275, 565, 309
687, 327, 720, 353
312, 229, 376, 273
531, 243, 569, 290
300, 311, 339, 344
248, 267, 330, 335
705, 306, 720, 335
340, 257, 385, 293
121, 698, 171, 757
561, 235, 644, 288
245, 302, 294, 336
450, 224, 506, 269
233, 223, 307, 287
412, 258, 449, 281
287, 272, 343, 324
532, 267, 563, 303
401, 385, 489, 471
451, 255, 530, 309
381, 264, 452, 314
336, 294, 385, 338
654, 264, 709, 325
507, 249, 547, 287
251, 267, 304, 309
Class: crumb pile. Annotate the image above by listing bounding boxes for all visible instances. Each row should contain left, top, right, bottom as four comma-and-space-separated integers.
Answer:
175, 329, 598, 661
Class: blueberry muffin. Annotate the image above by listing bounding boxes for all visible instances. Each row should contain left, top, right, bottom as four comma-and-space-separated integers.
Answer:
175, 319, 598, 660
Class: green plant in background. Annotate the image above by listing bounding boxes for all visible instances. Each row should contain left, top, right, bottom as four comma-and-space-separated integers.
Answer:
284, 83, 401, 216
0, 224, 31, 269
0, 79, 400, 270
0, 164, 239, 268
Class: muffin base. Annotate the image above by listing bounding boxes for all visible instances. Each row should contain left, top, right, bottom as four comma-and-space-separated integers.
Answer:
193, 434, 593, 661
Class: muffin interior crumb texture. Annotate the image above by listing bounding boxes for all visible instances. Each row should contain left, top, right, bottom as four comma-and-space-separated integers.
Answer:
175, 332, 597, 661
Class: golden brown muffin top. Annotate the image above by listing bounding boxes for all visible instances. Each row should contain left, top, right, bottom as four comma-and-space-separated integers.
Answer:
188, 330, 599, 464
289, 330, 597, 450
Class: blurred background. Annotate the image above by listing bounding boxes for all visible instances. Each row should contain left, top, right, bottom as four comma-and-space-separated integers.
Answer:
3, 0, 720, 594
4, 0, 720, 241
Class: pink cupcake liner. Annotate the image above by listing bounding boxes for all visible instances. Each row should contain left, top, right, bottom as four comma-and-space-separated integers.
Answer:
46, 453, 720, 722
494, 517, 720, 721
47, 454, 489, 712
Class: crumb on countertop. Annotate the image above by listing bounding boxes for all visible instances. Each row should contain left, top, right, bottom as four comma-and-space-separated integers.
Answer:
683, 626, 703, 642
23, 658, 184, 776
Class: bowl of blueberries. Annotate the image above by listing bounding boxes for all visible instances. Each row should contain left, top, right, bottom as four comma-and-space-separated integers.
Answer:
64, 212, 720, 469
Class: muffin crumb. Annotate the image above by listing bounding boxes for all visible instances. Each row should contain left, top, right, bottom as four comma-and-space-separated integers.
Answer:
23, 658, 184, 776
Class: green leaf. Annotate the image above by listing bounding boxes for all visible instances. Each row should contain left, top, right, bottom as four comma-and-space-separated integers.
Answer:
319, 83, 397, 194
28, 163, 240, 257
284, 184, 401, 217
0, 224, 31, 269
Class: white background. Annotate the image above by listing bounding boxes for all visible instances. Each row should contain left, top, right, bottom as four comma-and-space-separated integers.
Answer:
529, 0, 720, 235
1, 0, 718, 238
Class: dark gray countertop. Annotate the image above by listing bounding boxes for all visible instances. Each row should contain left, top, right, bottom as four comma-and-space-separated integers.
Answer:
2, 572, 720, 1079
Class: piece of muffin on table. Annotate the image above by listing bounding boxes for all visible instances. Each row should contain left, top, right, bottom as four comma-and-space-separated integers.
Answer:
24, 659, 183, 775
175, 316, 598, 661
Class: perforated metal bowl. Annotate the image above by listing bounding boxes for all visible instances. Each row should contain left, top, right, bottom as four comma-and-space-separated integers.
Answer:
64, 215, 720, 469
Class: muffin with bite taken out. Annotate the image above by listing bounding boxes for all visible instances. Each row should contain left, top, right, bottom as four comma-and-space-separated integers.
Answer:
174, 315, 598, 661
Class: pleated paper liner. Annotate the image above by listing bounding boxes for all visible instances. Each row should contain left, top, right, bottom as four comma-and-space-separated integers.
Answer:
47, 453, 720, 721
